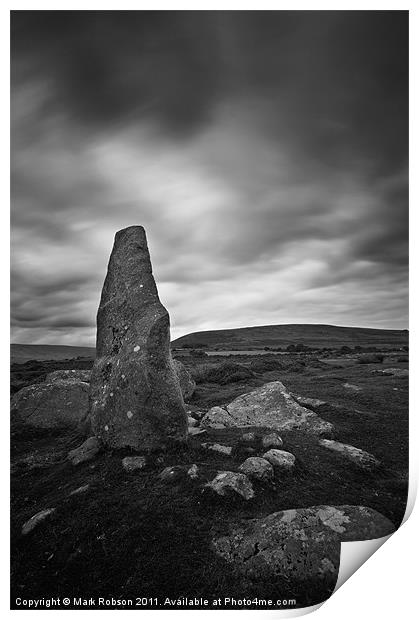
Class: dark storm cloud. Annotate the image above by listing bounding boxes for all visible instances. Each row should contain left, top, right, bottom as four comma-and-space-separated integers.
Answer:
11, 11, 407, 169
10, 11, 408, 344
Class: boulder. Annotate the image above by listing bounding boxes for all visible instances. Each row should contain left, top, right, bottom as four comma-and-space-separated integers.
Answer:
205, 471, 254, 500
187, 416, 198, 427
263, 449, 296, 471
261, 432, 283, 450
173, 360, 196, 400
11, 379, 89, 429
122, 456, 147, 472
22, 508, 56, 536
201, 382, 333, 436
319, 439, 380, 470
238, 457, 274, 482
212, 505, 394, 582
68, 437, 101, 466
89, 226, 187, 450
46, 369, 92, 383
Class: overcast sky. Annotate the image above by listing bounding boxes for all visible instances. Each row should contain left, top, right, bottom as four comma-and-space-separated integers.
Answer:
11, 11, 408, 346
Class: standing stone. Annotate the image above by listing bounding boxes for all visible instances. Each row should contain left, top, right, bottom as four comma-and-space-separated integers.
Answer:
89, 226, 187, 450
173, 360, 196, 401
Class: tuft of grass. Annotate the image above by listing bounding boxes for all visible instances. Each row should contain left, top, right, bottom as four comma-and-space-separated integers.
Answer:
190, 362, 254, 385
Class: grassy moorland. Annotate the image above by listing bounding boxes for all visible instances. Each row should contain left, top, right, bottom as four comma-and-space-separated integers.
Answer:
172, 323, 408, 350
10, 349, 408, 609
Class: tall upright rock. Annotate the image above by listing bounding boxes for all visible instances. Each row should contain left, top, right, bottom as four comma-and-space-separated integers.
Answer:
89, 226, 187, 450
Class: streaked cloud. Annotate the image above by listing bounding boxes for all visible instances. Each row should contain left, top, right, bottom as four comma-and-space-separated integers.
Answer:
11, 11, 408, 345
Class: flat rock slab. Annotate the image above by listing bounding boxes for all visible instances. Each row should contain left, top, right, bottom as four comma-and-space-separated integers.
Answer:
122, 456, 147, 472
262, 449, 296, 471
202, 443, 233, 456
201, 382, 333, 436
238, 457, 274, 482
22, 508, 56, 536
68, 437, 101, 466
11, 380, 89, 429
343, 383, 362, 391
205, 471, 255, 500
212, 505, 394, 582
319, 439, 380, 470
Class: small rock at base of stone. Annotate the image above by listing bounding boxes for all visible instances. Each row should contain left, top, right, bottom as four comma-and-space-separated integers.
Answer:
122, 456, 147, 472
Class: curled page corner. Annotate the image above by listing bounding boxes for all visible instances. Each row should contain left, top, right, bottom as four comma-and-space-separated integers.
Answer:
334, 534, 393, 593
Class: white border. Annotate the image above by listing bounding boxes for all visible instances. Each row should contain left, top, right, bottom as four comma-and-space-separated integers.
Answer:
3, 3, 416, 619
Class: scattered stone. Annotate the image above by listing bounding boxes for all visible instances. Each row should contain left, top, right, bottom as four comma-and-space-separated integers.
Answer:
241, 432, 258, 443
68, 437, 101, 466
261, 432, 283, 450
69, 484, 90, 496
201, 381, 333, 436
46, 369, 91, 383
240, 446, 257, 456
188, 416, 198, 427
22, 508, 56, 536
202, 443, 233, 456
343, 383, 362, 391
319, 439, 380, 470
373, 367, 409, 378
11, 380, 89, 429
158, 466, 185, 484
205, 471, 255, 500
212, 505, 394, 582
238, 457, 274, 482
263, 449, 296, 471
291, 393, 326, 408
89, 226, 187, 450
187, 464, 199, 479
173, 359, 196, 400
122, 456, 147, 472
188, 427, 206, 436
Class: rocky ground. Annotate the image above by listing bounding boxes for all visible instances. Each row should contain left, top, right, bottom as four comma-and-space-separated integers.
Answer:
10, 351, 408, 609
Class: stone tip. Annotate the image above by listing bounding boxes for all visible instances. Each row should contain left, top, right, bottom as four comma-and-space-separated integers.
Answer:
114, 225, 147, 241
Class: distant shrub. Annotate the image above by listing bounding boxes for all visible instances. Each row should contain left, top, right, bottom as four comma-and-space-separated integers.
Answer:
189, 349, 208, 358
340, 345, 352, 353
250, 357, 307, 374
191, 362, 254, 384
397, 356, 408, 363
357, 354, 384, 364
250, 358, 283, 373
